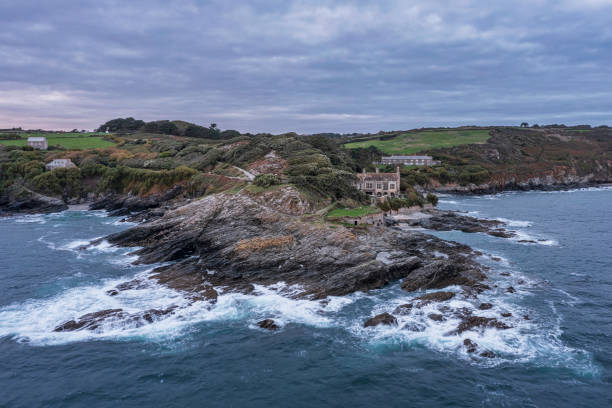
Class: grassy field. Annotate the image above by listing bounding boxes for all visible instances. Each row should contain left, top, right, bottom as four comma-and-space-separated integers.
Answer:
344, 129, 491, 155
326, 206, 380, 218
0, 132, 115, 149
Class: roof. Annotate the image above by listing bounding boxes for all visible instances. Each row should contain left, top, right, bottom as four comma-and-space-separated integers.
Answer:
27, 137, 47, 142
383, 155, 432, 160
357, 172, 399, 182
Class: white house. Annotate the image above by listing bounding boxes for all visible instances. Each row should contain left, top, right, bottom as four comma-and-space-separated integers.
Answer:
27, 137, 48, 150
45, 159, 76, 170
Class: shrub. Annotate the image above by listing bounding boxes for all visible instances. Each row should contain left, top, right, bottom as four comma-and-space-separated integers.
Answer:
426, 193, 439, 206
253, 174, 280, 188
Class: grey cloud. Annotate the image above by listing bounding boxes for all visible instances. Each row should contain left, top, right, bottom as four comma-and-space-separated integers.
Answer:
0, 0, 611, 132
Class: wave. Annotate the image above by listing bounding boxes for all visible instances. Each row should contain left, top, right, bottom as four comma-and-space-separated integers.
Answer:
0, 272, 595, 374
510, 230, 559, 246
495, 217, 533, 228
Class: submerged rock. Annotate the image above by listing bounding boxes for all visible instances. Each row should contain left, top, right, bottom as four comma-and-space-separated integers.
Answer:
454, 316, 511, 334
463, 338, 477, 353
53, 307, 178, 332
480, 350, 496, 358
428, 313, 444, 322
478, 303, 493, 310
364, 312, 397, 328
54, 309, 125, 332
257, 319, 279, 331
415, 291, 455, 306
393, 303, 413, 315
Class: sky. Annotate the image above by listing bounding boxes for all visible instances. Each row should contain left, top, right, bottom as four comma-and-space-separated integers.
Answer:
1, 0, 611, 133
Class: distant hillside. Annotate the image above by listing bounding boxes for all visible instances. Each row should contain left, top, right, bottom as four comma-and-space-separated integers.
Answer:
393, 127, 612, 193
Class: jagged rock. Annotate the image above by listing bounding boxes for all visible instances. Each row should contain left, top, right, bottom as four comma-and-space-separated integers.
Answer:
455, 316, 511, 334
463, 338, 477, 353
415, 291, 455, 306
428, 313, 444, 321
507, 286, 516, 293
364, 312, 397, 328
393, 303, 413, 315
403, 210, 515, 239
478, 303, 493, 310
54, 309, 125, 332
401, 260, 487, 292
0, 186, 67, 216
257, 319, 279, 331
101, 189, 487, 300
106, 289, 119, 296
53, 307, 178, 332
480, 350, 496, 358
501, 312, 512, 317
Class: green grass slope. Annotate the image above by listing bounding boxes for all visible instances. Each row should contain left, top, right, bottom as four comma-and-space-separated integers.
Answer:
344, 129, 491, 155
0, 132, 115, 149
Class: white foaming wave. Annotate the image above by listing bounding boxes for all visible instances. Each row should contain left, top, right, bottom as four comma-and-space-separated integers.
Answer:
354, 287, 596, 372
0, 277, 356, 346
14, 214, 47, 224
495, 217, 533, 228
537, 186, 612, 194
510, 230, 559, 246
0, 271, 192, 345
438, 200, 458, 205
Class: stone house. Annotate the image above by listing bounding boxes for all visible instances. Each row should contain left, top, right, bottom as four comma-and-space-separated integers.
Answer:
378, 155, 440, 166
27, 137, 48, 150
355, 167, 401, 198
45, 158, 76, 170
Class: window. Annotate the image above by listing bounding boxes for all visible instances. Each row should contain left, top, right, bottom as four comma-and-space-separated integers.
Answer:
366, 182, 373, 189
389, 183, 395, 189
377, 183, 382, 189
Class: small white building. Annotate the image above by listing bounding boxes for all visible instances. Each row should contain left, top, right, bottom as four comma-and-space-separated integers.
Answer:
27, 137, 48, 150
45, 159, 76, 171
378, 155, 440, 166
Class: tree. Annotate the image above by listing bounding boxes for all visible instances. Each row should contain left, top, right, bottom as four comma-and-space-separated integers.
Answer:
520, 122, 529, 128
159, 122, 179, 135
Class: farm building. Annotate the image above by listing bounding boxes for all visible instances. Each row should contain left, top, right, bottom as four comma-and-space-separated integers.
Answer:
378, 155, 440, 166
27, 137, 48, 150
45, 159, 76, 170
354, 167, 400, 198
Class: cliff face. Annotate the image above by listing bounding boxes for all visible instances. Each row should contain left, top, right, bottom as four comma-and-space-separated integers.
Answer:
426, 128, 612, 194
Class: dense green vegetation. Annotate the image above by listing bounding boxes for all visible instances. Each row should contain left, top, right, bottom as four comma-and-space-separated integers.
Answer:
343, 129, 491, 155
3, 121, 609, 214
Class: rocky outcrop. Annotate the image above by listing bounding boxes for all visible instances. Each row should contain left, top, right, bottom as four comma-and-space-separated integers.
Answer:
53, 306, 178, 332
89, 185, 185, 217
0, 186, 67, 216
101, 188, 487, 301
396, 209, 515, 238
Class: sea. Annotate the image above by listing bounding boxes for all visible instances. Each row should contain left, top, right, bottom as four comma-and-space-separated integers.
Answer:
0, 187, 611, 407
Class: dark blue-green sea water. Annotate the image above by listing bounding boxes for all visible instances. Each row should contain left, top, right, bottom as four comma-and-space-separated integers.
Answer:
1, 188, 611, 407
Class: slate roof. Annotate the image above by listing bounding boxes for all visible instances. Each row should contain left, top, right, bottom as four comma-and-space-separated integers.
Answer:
27, 137, 47, 142
382, 155, 432, 160
357, 172, 399, 181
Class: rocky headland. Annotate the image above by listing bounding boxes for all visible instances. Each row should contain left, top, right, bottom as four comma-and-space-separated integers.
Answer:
54, 186, 523, 347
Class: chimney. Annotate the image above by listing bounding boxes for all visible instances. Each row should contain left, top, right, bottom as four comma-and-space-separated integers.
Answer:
375, 168, 380, 173
396, 166, 400, 176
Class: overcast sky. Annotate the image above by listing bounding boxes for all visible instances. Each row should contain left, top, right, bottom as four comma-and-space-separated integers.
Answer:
1, 0, 611, 133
